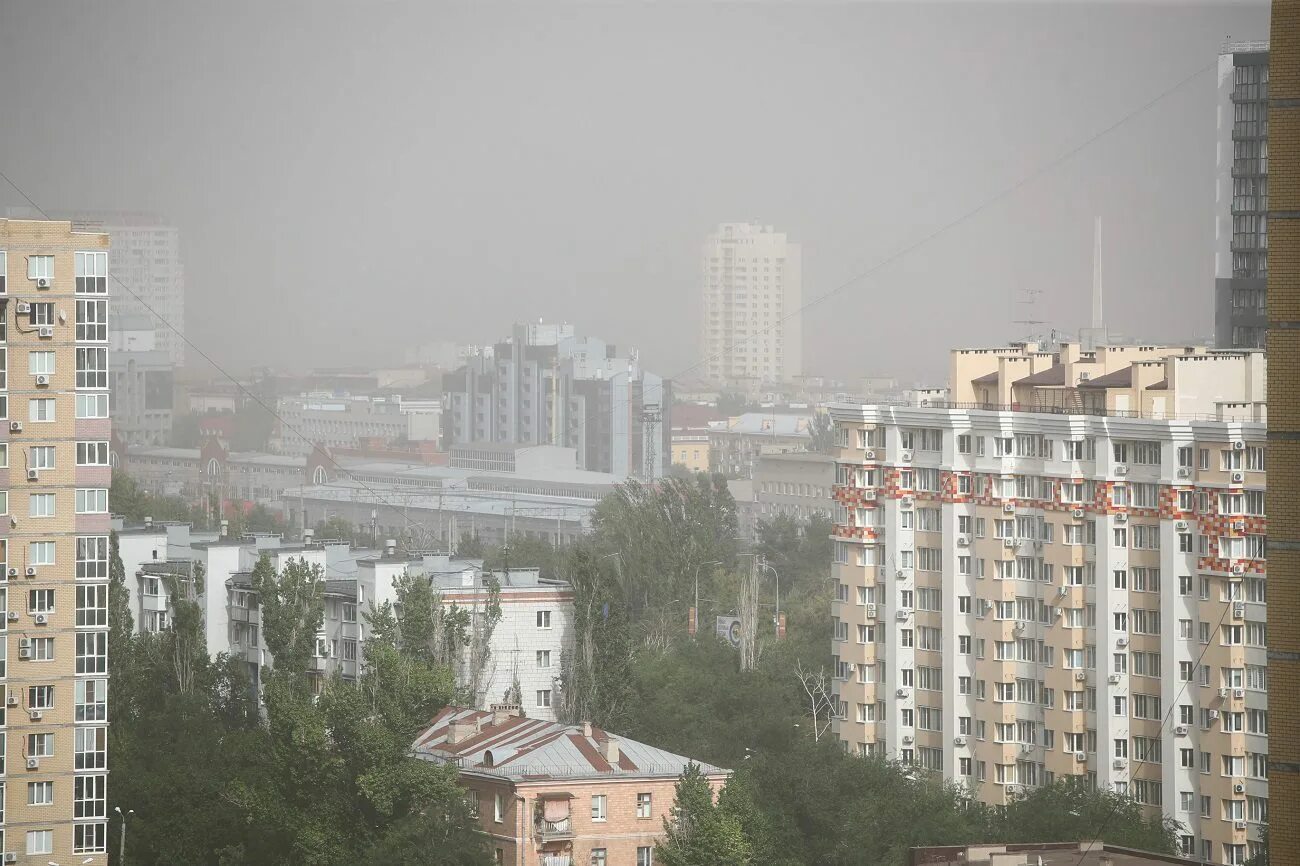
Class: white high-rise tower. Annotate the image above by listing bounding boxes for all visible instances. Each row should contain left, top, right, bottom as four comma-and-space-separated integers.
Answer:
700, 222, 802, 386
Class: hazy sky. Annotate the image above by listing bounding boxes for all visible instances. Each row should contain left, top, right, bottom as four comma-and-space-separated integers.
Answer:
0, 1, 1268, 385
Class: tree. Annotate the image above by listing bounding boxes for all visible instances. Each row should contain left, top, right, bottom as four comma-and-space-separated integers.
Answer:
252, 555, 325, 680
557, 543, 635, 729
656, 763, 752, 866
807, 412, 834, 453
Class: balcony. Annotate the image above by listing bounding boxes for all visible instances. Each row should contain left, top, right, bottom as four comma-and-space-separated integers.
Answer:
536, 817, 574, 841
540, 856, 572, 866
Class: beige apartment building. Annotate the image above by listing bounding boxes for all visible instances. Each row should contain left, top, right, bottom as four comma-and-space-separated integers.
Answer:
0, 221, 112, 863
829, 342, 1267, 866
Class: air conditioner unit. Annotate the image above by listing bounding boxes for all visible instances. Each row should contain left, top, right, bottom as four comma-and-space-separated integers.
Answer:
895, 569, 906, 580
1075, 751, 1087, 762
1234, 782, 1246, 794
4, 695, 15, 707
900, 496, 914, 509
28, 710, 40, 722
953, 736, 967, 746
1013, 621, 1026, 633
25, 757, 38, 770
957, 535, 970, 547
1175, 521, 1189, 532
17, 647, 30, 660
901, 451, 913, 463
37, 326, 53, 338
1235, 821, 1248, 831
1057, 586, 1068, 597
1232, 565, 1245, 576
1233, 440, 1246, 451
1003, 538, 1015, 548
1234, 688, 1245, 699
895, 688, 909, 698
863, 489, 876, 500
33, 613, 46, 625
1020, 743, 1033, 755
895, 609, 911, 621
5, 851, 17, 863
1233, 520, 1247, 532
1174, 725, 1188, 736
1231, 471, 1245, 484
865, 604, 877, 619
1004, 784, 1020, 795
1002, 502, 1015, 513
35, 277, 50, 289
1074, 671, 1087, 682
1176, 467, 1191, 479
1233, 603, 1245, 620
1071, 508, 1085, 519
1114, 513, 1128, 524
8, 421, 20, 433
902, 735, 914, 744
1218, 688, 1229, 699
5, 612, 15, 623
1115, 465, 1129, 476
25, 469, 37, 481
34, 374, 48, 387
1107, 674, 1122, 684
6, 568, 15, 579
1113, 759, 1126, 770
864, 450, 876, 460
24, 567, 34, 578
14, 301, 29, 314
1208, 710, 1219, 721
982, 599, 993, 611
1116, 637, 1129, 647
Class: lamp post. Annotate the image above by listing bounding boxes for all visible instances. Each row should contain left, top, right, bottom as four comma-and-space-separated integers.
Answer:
115, 805, 134, 865
692, 560, 722, 637
757, 558, 780, 622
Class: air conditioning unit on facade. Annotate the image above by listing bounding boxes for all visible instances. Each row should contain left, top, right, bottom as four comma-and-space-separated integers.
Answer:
1232, 471, 1245, 484
1232, 565, 1245, 576
1117, 637, 1129, 647
1218, 688, 1229, 699
1176, 521, 1189, 532
1234, 782, 1246, 794
1113, 759, 1126, 770
1075, 751, 1087, 762
1176, 467, 1191, 479
1074, 671, 1087, 682
24, 567, 34, 577
864, 450, 876, 460
896, 688, 909, 699
902, 735, 914, 744
1058, 586, 1068, 597
35, 278, 50, 289
37, 326, 53, 338
1234, 440, 1246, 451
1235, 821, 1248, 831
25, 469, 37, 481
4, 695, 15, 707
33, 614, 46, 625
8, 421, 20, 433
5, 851, 18, 863
863, 489, 877, 500
1208, 710, 1219, 721
1003, 502, 1015, 513
901, 496, 914, 509
1234, 604, 1245, 620
1071, 508, 1085, 519
1013, 621, 1026, 634
1003, 538, 1015, 548
14, 302, 29, 313
6, 612, 15, 623
895, 609, 911, 621
1107, 674, 1121, 684
865, 604, 877, 619
1174, 725, 1188, 736
1234, 688, 1245, 699
1020, 743, 1034, 755
957, 535, 970, 547
1114, 513, 1127, 524
953, 736, 967, 746
1114, 465, 1128, 476
34, 374, 48, 387
1233, 520, 1247, 532
28, 710, 40, 722
25, 757, 38, 770
1004, 784, 1020, 795
901, 451, 913, 463
6, 569, 15, 579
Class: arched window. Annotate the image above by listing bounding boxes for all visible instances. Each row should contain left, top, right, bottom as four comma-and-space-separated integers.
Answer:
207, 458, 220, 476
313, 466, 327, 485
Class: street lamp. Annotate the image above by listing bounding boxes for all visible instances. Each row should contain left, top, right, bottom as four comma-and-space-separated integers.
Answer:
692, 560, 723, 634
757, 559, 780, 622
115, 805, 134, 865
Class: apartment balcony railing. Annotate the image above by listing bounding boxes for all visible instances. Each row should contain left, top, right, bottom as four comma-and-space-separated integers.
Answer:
535, 817, 574, 840
539, 856, 572, 866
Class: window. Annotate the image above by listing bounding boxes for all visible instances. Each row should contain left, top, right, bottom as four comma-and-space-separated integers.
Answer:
76, 393, 109, 418
27, 351, 54, 375
74, 727, 106, 771
75, 489, 108, 514
27, 733, 53, 757
535, 689, 551, 709
30, 637, 54, 661
27, 255, 53, 281
75, 251, 107, 293
30, 446, 55, 471
74, 774, 106, 818
536, 650, 551, 668
29, 686, 53, 710
536, 610, 552, 629
26, 830, 52, 856
591, 794, 607, 822
75, 679, 105, 723
74, 822, 107, 854
76, 299, 108, 342
76, 631, 106, 674
637, 847, 653, 866
76, 537, 108, 579
76, 442, 109, 466
28, 494, 54, 518
27, 589, 54, 614
76, 584, 107, 627
493, 793, 503, 823
27, 781, 53, 806
29, 301, 53, 328
76, 347, 107, 389
28, 398, 54, 422
591, 850, 607, 866
637, 792, 652, 818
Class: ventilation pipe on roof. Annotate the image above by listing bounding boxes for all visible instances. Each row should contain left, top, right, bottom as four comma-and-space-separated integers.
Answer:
581, 721, 593, 738
599, 736, 619, 764
491, 703, 522, 726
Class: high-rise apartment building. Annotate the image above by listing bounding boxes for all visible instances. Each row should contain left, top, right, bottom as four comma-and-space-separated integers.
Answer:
7, 210, 185, 366
1264, 0, 1300, 858
1214, 43, 1270, 350
829, 341, 1268, 865
701, 222, 802, 385
0, 220, 112, 863
442, 323, 671, 478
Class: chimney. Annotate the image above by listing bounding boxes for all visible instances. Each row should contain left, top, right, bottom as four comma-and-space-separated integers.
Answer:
491, 703, 522, 726
385, 539, 397, 556
446, 719, 479, 744
598, 735, 619, 765
581, 720, 593, 738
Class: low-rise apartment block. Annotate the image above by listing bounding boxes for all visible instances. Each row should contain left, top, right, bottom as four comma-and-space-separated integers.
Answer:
413, 705, 728, 866
829, 341, 1267, 865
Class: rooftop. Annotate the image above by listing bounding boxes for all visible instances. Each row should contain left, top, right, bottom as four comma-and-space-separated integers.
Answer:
413, 706, 727, 782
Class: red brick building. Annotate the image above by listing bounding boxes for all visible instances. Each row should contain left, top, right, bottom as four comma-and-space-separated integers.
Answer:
413, 705, 729, 866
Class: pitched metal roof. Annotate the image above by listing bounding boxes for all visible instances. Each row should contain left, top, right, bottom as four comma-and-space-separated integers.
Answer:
1012, 365, 1066, 387
1077, 366, 1133, 389
412, 706, 727, 782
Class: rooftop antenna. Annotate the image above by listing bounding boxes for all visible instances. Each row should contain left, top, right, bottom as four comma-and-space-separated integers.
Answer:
1011, 287, 1046, 341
